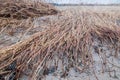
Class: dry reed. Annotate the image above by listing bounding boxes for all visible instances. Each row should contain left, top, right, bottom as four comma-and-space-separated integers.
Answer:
0, 8, 120, 80
0, 0, 58, 19
0, 0, 58, 49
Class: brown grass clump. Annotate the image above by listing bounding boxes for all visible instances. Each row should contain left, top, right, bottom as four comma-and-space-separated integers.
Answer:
0, 0, 58, 31
0, 0, 58, 49
0, 9, 120, 80
0, 0, 58, 19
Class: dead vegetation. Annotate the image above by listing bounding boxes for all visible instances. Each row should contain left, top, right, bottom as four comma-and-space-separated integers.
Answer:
0, 0, 58, 33
0, 0, 59, 79
0, 0, 58, 49
0, 0, 58, 19
0, 0, 58, 31
0, 1, 120, 80
0, 7, 120, 80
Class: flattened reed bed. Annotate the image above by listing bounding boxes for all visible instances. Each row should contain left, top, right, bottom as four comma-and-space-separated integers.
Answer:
0, 0, 58, 30
0, 0, 58, 19
0, 0, 58, 49
0, 9, 120, 80
0, 0, 58, 32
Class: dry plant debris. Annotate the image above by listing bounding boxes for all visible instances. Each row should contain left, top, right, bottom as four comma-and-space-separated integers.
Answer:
0, 0, 58, 49
0, 8, 120, 80
0, 0, 58, 19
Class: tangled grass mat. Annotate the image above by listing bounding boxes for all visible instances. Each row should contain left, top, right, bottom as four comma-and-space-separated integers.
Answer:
0, 8, 120, 80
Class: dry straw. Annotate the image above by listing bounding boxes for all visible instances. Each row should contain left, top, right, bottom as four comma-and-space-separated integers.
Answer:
0, 0, 58, 48
0, 1, 120, 80
0, 0, 57, 19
